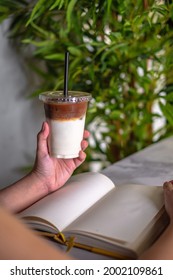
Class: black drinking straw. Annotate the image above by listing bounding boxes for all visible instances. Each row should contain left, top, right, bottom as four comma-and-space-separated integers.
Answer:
63, 51, 69, 97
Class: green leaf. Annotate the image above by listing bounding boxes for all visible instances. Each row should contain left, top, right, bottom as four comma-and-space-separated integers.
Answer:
30, 22, 55, 39
68, 46, 82, 56
44, 54, 64, 60
164, 92, 173, 102
22, 39, 53, 47
106, 0, 112, 18
159, 102, 173, 126
54, 78, 64, 90
26, 0, 47, 25
0, 6, 9, 13
110, 110, 122, 119
66, 0, 77, 31
50, 0, 64, 10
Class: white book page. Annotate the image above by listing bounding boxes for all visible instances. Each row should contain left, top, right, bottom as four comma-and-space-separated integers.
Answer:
19, 172, 115, 231
66, 184, 164, 244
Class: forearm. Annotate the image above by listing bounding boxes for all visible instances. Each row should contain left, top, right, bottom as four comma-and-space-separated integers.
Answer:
0, 172, 49, 213
0, 206, 72, 260
140, 222, 173, 260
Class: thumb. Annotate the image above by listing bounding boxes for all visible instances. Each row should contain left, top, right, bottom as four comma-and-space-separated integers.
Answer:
36, 122, 49, 156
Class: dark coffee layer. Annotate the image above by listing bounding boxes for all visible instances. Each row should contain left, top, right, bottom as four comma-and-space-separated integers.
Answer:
44, 101, 88, 120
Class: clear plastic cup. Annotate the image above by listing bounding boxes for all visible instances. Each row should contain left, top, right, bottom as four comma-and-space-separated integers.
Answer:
39, 91, 92, 158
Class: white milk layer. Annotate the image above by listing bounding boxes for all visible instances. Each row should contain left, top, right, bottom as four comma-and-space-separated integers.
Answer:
47, 115, 86, 158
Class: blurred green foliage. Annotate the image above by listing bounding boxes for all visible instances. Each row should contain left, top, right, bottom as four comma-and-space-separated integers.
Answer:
1, 0, 173, 171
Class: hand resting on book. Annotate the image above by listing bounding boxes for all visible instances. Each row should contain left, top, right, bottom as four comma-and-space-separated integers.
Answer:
139, 180, 173, 259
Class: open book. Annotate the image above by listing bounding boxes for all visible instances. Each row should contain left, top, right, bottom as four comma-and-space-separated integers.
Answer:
19, 172, 169, 259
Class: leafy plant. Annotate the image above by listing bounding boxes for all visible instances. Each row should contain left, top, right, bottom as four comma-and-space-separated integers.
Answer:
1, 0, 173, 172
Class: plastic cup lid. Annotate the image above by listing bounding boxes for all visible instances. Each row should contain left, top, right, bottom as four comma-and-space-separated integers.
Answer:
39, 91, 92, 103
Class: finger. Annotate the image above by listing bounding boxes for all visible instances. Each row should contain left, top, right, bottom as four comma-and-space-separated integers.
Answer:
163, 181, 173, 191
73, 150, 86, 167
81, 140, 88, 151
37, 122, 49, 156
83, 130, 90, 139
163, 181, 168, 189
78, 150, 86, 163
168, 181, 173, 190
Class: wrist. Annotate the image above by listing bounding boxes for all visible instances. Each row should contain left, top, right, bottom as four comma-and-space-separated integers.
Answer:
26, 170, 50, 198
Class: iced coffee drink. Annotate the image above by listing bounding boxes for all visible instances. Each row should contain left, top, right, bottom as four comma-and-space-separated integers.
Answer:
39, 91, 91, 158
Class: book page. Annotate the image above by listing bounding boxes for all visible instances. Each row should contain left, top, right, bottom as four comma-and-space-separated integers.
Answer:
19, 172, 115, 231
66, 184, 164, 244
